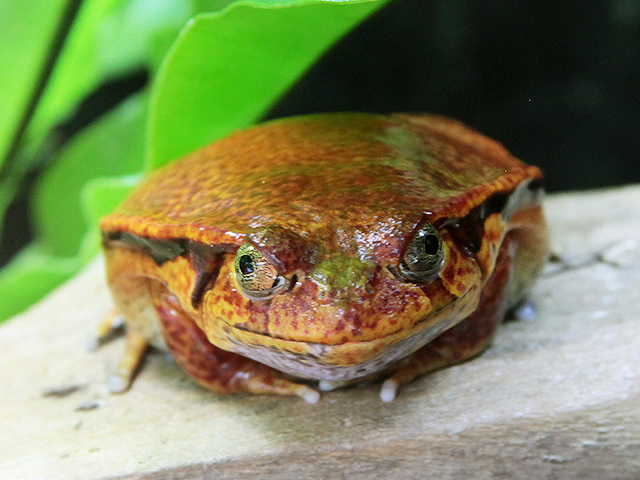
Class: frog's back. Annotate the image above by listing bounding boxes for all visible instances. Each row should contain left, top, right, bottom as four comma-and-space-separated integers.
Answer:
100, 113, 541, 245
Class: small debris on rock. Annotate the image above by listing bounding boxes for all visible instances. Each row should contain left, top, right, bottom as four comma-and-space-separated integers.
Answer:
75, 399, 105, 412
41, 384, 85, 398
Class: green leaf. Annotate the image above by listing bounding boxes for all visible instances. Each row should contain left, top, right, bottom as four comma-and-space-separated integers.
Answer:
82, 175, 141, 233
0, 173, 141, 324
78, 173, 141, 263
0, 245, 78, 322
1, 0, 220, 244
147, 0, 389, 169
1, 94, 145, 323
0, 0, 68, 165
32, 93, 146, 258
22, 0, 242, 158
0, 183, 20, 238
23, 0, 193, 154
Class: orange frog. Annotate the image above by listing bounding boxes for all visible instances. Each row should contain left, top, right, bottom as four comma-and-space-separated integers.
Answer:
99, 113, 548, 403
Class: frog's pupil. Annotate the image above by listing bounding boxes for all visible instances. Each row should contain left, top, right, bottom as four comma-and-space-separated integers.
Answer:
423, 234, 440, 255
239, 255, 254, 275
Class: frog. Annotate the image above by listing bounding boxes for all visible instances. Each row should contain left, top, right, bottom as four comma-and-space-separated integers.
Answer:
99, 113, 549, 403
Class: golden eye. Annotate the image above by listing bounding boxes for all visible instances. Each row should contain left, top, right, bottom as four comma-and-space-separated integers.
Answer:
234, 243, 287, 299
398, 223, 445, 283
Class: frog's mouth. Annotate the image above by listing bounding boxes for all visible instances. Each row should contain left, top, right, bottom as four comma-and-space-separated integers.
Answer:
217, 284, 481, 381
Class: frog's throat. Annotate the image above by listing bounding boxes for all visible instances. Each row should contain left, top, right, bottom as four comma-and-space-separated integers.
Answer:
215, 284, 482, 382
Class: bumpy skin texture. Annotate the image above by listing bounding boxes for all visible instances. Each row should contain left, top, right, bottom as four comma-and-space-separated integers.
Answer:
100, 113, 549, 401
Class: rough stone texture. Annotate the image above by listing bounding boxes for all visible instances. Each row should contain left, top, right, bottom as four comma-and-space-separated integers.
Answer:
1, 185, 639, 480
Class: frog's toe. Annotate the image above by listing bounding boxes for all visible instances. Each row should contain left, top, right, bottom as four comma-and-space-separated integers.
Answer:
296, 385, 321, 404
85, 337, 100, 352
512, 298, 537, 321
379, 379, 399, 402
318, 379, 350, 391
106, 374, 129, 394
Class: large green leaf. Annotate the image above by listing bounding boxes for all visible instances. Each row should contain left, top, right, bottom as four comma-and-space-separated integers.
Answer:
23, 0, 195, 154
79, 173, 142, 263
147, 0, 389, 169
32, 93, 146, 258
0, 96, 146, 322
0, 245, 78, 322
0, 0, 230, 242
22, 0, 243, 158
0, 173, 143, 323
0, 183, 20, 239
0, 0, 68, 165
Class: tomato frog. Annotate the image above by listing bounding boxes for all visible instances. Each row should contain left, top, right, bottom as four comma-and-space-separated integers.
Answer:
99, 113, 548, 403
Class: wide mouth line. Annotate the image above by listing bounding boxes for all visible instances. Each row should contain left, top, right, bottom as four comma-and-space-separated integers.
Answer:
219, 287, 475, 348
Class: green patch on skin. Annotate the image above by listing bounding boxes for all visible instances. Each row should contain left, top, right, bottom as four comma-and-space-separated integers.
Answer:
309, 256, 375, 301
379, 125, 433, 164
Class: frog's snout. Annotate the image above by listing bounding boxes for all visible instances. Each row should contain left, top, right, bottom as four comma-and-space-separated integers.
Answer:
307, 256, 378, 300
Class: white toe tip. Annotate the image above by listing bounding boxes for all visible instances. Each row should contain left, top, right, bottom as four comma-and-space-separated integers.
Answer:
318, 380, 340, 391
380, 380, 398, 403
106, 375, 128, 394
300, 387, 321, 404
110, 316, 125, 329
514, 299, 538, 321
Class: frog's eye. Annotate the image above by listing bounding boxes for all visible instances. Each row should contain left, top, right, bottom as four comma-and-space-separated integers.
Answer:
398, 224, 445, 283
234, 243, 287, 300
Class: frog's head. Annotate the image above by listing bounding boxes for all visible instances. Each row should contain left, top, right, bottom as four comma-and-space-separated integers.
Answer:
199, 217, 487, 381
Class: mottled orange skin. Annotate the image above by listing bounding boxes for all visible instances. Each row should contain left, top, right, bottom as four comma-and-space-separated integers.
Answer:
100, 113, 548, 400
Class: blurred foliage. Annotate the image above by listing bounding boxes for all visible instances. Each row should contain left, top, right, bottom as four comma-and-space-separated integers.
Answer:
0, 0, 389, 321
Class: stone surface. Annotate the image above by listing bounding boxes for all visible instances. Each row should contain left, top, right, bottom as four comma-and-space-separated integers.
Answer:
1, 185, 639, 480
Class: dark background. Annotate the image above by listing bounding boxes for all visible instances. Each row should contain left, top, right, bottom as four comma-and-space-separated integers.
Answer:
268, 0, 640, 193
2, 0, 639, 266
